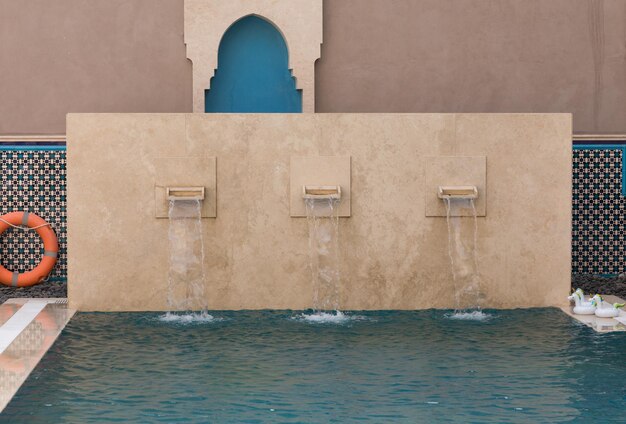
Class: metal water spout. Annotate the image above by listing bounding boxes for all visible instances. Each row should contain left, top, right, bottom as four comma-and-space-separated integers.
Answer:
302, 185, 341, 200
166, 187, 205, 202
437, 186, 478, 200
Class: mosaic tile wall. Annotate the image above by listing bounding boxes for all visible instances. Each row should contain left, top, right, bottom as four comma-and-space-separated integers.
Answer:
0, 144, 624, 280
0, 149, 67, 280
572, 145, 626, 275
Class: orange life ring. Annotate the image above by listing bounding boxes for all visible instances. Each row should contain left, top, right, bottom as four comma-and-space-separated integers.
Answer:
0, 211, 58, 287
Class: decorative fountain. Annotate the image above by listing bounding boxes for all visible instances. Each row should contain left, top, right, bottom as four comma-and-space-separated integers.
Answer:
162, 187, 212, 322
439, 186, 487, 320
299, 185, 352, 323
66, 113, 573, 312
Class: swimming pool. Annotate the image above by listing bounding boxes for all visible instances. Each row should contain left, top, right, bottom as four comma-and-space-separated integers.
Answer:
2, 309, 625, 423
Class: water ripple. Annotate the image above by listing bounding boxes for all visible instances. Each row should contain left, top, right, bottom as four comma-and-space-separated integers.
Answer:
3, 309, 626, 423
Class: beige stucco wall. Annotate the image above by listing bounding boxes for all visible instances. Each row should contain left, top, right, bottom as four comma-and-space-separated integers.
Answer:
315, 0, 626, 134
0, 1, 623, 134
0, 0, 191, 135
66, 113, 572, 312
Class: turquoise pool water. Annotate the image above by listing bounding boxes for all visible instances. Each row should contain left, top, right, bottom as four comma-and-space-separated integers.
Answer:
2, 309, 625, 423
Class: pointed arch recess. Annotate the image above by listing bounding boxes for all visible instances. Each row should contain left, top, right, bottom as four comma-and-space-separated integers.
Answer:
185, 0, 322, 113
205, 15, 302, 112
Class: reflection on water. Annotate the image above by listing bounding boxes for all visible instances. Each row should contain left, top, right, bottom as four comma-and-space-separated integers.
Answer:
4, 309, 626, 423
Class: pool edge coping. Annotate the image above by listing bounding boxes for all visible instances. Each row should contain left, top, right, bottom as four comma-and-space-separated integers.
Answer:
561, 295, 626, 333
0, 298, 75, 413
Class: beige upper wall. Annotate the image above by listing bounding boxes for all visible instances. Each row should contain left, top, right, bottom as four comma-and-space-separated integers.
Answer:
1, 0, 624, 134
0, 0, 192, 135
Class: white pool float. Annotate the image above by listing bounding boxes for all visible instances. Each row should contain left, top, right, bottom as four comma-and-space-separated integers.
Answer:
574, 288, 595, 308
567, 289, 596, 315
590, 294, 625, 318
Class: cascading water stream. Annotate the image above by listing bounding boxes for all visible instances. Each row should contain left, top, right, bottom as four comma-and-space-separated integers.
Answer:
163, 199, 212, 322
444, 198, 485, 319
302, 197, 343, 320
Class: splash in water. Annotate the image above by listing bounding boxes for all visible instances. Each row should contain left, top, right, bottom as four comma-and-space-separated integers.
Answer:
446, 310, 493, 321
293, 310, 367, 325
158, 311, 221, 324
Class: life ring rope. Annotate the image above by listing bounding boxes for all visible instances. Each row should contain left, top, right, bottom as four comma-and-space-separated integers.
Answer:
0, 217, 52, 231
0, 212, 59, 287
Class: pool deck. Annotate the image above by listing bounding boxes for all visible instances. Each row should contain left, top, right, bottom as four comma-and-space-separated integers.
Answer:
561, 295, 626, 333
0, 298, 75, 413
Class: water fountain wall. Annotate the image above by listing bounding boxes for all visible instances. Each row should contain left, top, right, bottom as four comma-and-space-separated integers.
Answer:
66, 113, 572, 311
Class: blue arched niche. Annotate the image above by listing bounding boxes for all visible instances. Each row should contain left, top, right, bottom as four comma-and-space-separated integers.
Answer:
205, 15, 302, 113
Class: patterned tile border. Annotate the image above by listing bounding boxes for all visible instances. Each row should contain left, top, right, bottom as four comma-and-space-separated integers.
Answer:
572, 142, 626, 275
0, 147, 67, 280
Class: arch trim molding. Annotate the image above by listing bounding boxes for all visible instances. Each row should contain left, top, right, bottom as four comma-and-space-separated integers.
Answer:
185, 0, 323, 113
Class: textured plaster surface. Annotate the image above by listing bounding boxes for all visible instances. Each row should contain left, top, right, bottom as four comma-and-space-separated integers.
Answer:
66, 113, 572, 311
315, 0, 626, 134
184, 0, 322, 113
1, 1, 624, 134
0, 0, 192, 135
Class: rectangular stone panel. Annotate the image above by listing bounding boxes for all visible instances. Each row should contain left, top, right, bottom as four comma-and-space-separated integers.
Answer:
154, 156, 217, 218
66, 113, 572, 311
424, 156, 486, 217
289, 156, 351, 217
